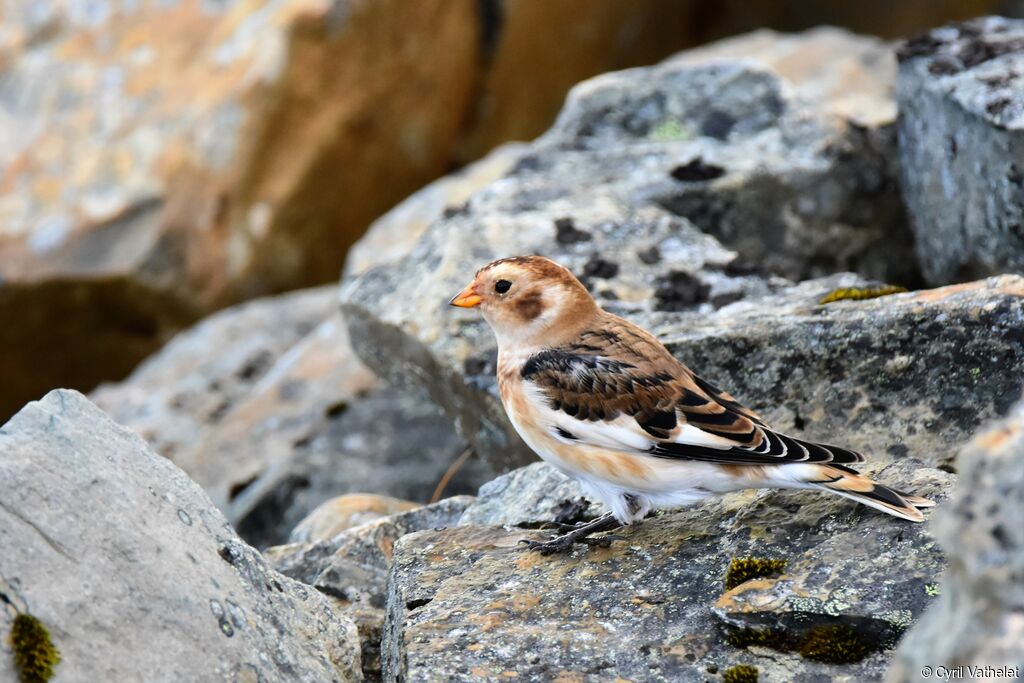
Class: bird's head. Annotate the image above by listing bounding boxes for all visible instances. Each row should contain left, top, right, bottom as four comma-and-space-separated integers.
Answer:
449, 255, 598, 347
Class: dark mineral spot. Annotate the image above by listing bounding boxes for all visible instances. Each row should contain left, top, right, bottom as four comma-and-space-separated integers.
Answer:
701, 111, 736, 140
710, 290, 744, 309
442, 203, 470, 219
554, 217, 592, 244
897, 31, 946, 62
583, 255, 619, 280
986, 96, 1012, 116
653, 271, 710, 311
637, 246, 661, 264
237, 351, 273, 381
218, 543, 241, 566
929, 56, 963, 75
670, 158, 726, 182
980, 72, 1016, 88
406, 598, 432, 611
325, 400, 349, 418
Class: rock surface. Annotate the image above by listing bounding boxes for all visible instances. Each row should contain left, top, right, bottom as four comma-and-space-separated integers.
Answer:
267, 497, 475, 681
92, 286, 338, 464
341, 28, 927, 472
0, 0, 706, 419
344, 143, 527, 277
888, 400, 1024, 681
897, 16, 1024, 285
0, 390, 362, 682
289, 494, 421, 545
94, 288, 491, 548
383, 460, 948, 683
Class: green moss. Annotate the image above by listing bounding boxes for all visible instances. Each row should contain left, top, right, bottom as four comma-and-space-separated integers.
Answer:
797, 624, 872, 664
724, 557, 788, 591
11, 614, 61, 683
925, 582, 942, 597
722, 664, 759, 683
650, 119, 690, 142
725, 627, 784, 649
819, 285, 908, 305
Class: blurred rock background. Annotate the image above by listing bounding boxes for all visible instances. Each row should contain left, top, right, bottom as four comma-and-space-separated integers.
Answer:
1, 0, 1020, 420
3, 4, 1024, 682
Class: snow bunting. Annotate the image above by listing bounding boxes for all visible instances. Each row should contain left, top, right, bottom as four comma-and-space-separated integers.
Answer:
450, 255, 934, 554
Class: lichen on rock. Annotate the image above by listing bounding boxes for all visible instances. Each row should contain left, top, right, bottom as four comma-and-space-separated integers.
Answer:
10, 614, 61, 683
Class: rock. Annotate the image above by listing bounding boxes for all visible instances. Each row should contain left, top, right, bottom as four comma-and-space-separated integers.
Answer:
0, 0, 483, 418
92, 286, 338, 464
267, 496, 474, 681
0, 0, 716, 420
342, 28, 924, 472
459, 461, 609, 527
95, 289, 491, 548
0, 390, 362, 682
897, 16, 1024, 285
451, 0, 697, 164
289, 494, 421, 545
653, 276, 1024, 473
344, 143, 527, 277
887, 400, 1024, 681
382, 467, 946, 683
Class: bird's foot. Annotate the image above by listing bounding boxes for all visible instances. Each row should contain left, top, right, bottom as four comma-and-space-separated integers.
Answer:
519, 513, 622, 555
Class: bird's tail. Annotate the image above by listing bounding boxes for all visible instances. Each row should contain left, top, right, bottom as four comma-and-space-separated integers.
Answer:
806, 464, 934, 522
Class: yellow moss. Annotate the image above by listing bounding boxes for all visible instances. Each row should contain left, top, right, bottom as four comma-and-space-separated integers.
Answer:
10, 614, 61, 683
797, 624, 871, 664
724, 557, 788, 591
819, 285, 908, 305
725, 627, 783, 649
722, 664, 759, 683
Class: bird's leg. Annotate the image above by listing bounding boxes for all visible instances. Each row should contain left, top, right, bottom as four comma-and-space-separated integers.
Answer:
520, 512, 623, 554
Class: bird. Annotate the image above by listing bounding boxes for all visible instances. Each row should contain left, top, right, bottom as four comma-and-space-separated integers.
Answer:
449, 255, 934, 554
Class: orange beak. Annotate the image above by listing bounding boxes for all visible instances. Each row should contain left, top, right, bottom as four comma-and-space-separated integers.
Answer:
449, 281, 482, 308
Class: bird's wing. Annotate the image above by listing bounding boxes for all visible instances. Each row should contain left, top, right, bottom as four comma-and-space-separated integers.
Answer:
520, 326, 864, 466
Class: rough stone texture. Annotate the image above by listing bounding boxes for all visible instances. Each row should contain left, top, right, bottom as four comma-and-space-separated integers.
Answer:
344, 143, 527, 278
382, 462, 948, 683
888, 400, 1024, 682
92, 285, 338, 463
0, 0, 718, 421
653, 276, 1024, 473
289, 494, 421, 545
897, 16, 1024, 285
95, 288, 491, 548
0, 0, 481, 419
341, 28, 926, 472
267, 497, 474, 681
0, 390, 362, 682
460, 461, 609, 527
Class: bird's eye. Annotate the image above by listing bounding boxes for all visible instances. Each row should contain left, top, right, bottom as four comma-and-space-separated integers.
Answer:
494, 280, 512, 294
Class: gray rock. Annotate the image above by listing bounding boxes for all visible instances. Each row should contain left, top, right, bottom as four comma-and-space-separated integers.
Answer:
0, 390, 361, 682
459, 461, 608, 526
341, 29, 918, 472
654, 276, 1024, 472
382, 471, 944, 683
376, 274, 1024, 681
267, 496, 474, 681
92, 286, 337, 466
887, 400, 1024, 681
897, 16, 1024, 285
94, 290, 491, 548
